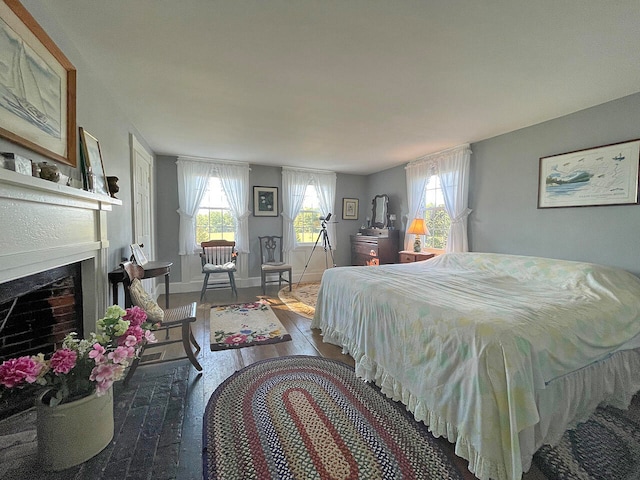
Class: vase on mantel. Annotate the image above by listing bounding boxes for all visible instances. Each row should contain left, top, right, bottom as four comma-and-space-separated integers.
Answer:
36, 387, 114, 471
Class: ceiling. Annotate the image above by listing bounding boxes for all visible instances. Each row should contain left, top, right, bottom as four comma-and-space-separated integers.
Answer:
42, 1, 640, 175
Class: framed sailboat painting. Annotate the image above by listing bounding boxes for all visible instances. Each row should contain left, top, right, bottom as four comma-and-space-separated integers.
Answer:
0, 0, 77, 167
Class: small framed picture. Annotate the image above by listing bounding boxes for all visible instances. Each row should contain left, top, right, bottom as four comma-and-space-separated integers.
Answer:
253, 186, 278, 217
79, 127, 110, 196
342, 198, 359, 220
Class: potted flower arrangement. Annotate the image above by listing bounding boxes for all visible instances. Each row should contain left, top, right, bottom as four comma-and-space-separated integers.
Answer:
0, 305, 157, 470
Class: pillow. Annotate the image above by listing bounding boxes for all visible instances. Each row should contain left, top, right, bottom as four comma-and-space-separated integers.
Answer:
129, 278, 165, 323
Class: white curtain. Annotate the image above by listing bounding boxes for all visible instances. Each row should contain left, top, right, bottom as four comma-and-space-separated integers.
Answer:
404, 160, 435, 251
439, 145, 472, 252
217, 162, 251, 253
176, 158, 214, 255
281, 168, 311, 253
312, 171, 337, 249
404, 144, 472, 252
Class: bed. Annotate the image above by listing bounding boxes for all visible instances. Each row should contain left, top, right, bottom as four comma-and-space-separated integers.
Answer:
311, 252, 640, 480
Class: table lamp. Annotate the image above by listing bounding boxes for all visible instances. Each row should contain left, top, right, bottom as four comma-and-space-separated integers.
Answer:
407, 218, 429, 252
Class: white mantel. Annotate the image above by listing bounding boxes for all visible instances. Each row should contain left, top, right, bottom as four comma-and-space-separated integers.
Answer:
0, 168, 121, 334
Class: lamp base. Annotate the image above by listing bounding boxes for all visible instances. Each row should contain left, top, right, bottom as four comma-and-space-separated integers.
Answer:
413, 238, 421, 252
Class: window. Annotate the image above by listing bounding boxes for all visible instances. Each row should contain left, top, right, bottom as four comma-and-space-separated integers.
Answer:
195, 177, 237, 243
294, 184, 322, 243
423, 175, 450, 250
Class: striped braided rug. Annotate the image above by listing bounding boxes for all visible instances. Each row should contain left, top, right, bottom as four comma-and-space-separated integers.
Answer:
202, 356, 466, 480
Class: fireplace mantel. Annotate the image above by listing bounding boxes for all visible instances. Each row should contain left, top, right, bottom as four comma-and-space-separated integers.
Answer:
0, 168, 122, 334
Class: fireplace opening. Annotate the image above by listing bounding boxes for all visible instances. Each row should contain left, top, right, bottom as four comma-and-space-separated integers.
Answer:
0, 263, 83, 419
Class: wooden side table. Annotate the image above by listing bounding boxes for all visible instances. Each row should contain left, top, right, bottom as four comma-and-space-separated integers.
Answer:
399, 251, 435, 263
108, 261, 172, 308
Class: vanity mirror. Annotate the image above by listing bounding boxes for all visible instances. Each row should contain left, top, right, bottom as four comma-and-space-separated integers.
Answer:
371, 194, 389, 229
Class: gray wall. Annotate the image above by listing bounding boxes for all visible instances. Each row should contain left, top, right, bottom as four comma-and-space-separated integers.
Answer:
154, 157, 368, 281
469, 92, 640, 275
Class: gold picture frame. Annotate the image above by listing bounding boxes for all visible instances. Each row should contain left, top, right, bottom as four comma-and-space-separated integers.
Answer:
0, 0, 77, 167
79, 127, 109, 196
342, 197, 359, 220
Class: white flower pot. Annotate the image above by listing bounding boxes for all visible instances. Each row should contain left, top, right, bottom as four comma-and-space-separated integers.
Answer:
36, 387, 114, 471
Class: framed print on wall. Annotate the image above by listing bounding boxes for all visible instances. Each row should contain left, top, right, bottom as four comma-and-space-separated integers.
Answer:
538, 139, 640, 208
342, 197, 359, 220
79, 127, 110, 196
0, 0, 77, 167
253, 186, 278, 217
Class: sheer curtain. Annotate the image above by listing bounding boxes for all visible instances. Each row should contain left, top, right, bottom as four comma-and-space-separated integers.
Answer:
404, 160, 435, 251
312, 171, 337, 249
281, 168, 311, 253
404, 144, 472, 252
217, 162, 251, 253
176, 158, 214, 255
439, 145, 472, 253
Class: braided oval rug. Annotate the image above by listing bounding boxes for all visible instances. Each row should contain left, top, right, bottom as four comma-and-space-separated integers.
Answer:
202, 356, 466, 480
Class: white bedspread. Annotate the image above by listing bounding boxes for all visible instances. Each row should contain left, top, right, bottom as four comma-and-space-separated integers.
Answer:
311, 253, 640, 480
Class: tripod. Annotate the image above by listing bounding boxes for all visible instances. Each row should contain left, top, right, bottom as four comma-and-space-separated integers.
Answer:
298, 216, 335, 286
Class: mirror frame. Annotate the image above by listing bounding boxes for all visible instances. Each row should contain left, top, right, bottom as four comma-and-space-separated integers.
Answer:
371, 194, 389, 229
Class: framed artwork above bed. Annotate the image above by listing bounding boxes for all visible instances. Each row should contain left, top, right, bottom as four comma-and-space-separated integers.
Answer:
538, 139, 640, 208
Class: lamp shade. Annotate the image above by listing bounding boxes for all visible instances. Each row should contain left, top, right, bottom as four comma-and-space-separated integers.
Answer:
407, 218, 429, 236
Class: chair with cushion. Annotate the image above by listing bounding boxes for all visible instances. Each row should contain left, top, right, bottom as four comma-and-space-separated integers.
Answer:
120, 261, 202, 385
200, 240, 238, 301
258, 235, 292, 295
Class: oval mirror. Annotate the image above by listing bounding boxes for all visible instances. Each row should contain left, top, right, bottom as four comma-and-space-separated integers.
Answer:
371, 194, 388, 229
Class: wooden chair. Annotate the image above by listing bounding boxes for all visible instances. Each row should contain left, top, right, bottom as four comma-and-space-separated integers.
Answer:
200, 240, 238, 301
258, 235, 292, 294
120, 261, 202, 385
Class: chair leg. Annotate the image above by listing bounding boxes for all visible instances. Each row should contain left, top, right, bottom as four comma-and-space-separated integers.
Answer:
182, 322, 202, 371
261, 271, 266, 295
189, 326, 201, 354
228, 272, 237, 296
200, 273, 209, 302
123, 355, 141, 386
288, 269, 292, 291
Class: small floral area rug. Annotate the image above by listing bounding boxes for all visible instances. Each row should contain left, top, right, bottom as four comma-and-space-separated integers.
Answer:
209, 301, 291, 351
203, 356, 467, 480
277, 282, 319, 319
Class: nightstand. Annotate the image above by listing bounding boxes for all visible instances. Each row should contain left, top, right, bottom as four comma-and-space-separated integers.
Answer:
399, 250, 435, 263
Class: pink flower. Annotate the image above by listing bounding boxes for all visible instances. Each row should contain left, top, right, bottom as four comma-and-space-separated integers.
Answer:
124, 306, 147, 327
90, 363, 124, 384
118, 326, 144, 346
49, 349, 77, 374
144, 330, 157, 344
89, 343, 106, 364
108, 346, 135, 364
0, 356, 43, 388
224, 333, 248, 345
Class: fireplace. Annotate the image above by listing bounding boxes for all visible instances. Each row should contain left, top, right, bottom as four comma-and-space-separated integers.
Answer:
0, 169, 120, 360
0, 263, 83, 362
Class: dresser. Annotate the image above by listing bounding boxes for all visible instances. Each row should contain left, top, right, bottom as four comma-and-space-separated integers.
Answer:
350, 229, 400, 266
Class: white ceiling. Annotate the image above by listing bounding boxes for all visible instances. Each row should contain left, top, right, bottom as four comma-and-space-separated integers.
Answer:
42, 1, 640, 175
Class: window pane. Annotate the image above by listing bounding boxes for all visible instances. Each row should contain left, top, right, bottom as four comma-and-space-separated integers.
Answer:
423, 176, 450, 249
294, 185, 322, 244
195, 177, 237, 243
